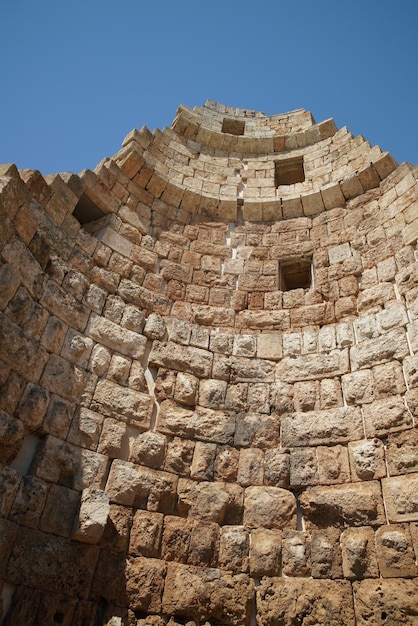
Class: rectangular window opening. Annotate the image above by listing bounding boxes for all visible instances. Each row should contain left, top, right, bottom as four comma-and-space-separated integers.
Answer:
280, 259, 312, 291
275, 157, 305, 187
221, 118, 245, 136
73, 193, 106, 225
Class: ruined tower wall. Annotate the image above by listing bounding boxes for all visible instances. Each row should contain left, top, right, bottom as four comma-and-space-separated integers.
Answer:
0, 100, 418, 625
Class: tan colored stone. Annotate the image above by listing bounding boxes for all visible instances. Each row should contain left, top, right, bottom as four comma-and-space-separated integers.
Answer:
243, 486, 296, 530
72, 488, 110, 544
281, 406, 363, 447
353, 579, 418, 625
382, 474, 418, 523
341, 526, 379, 579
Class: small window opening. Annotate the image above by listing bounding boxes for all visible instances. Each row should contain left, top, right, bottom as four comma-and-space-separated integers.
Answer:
275, 157, 305, 187
72, 193, 106, 225
221, 118, 245, 136
280, 259, 312, 291
53, 613, 64, 624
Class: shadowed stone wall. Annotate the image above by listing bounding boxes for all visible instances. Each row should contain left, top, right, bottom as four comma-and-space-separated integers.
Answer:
1, 100, 418, 625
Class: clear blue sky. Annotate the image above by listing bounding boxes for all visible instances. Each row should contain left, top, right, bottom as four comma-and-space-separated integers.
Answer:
1, 1, 417, 174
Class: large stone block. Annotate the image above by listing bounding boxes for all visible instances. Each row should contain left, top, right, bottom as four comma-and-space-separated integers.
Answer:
92, 379, 153, 428
363, 396, 412, 437
157, 399, 235, 444
243, 486, 296, 530
281, 406, 363, 447
126, 557, 166, 613
353, 579, 418, 625
256, 578, 355, 626
149, 340, 213, 378
277, 348, 349, 382
341, 526, 379, 579
382, 474, 418, 523
300, 481, 386, 528
162, 563, 253, 626
86, 313, 147, 359
350, 328, 409, 370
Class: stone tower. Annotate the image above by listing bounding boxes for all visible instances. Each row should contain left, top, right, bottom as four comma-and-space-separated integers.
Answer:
1, 100, 418, 625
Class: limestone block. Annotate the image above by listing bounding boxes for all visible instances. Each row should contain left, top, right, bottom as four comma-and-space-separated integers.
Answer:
281, 406, 363, 447
9, 475, 49, 529
282, 530, 311, 577
72, 488, 110, 544
256, 333, 282, 360
289, 448, 318, 487
0, 464, 21, 517
198, 378, 227, 409
247, 383, 270, 414
162, 563, 253, 626
89, 344, 111, 377
107, 354, 131, 385
375, 524, 417, 578
219, 526, 249, 573
143, 312, 166, 340
238, 309, 290, 331
225, 382, 248, 411
256, 578, 355, 626
243, 486, 296, 530
157, 399, 235, 445
214, 445, 239, 482
149, 341, 213, 378
86, 314, 147, 359
353, 317, 378, 344
166, 318, 192, 345
177, 478, 229, 523
188, 520, 219, 567
249, 528, 282, 577
92, 379, 153, 428
41, 280, 90, 331
403, 355, 418, 388
311, 528, 343, 579
282, 333, 302, 357
264, 449, 290, 488
348, 439, 386, 481
61, 329, 94, 368
2, 238, 46, 300
342, 370, 374, 405
328, 242, 351, 264
353, 579, 418, 625
386, 429, 418, 476
233, 334, 257, 357
317, 445, 351, 485
277, 348, 349, 383
382, 474, 418, 523
190, 441, 216, 480
363, 396, 412, 437
300, 481, 385, 529
161, 515, 192, 563
129, 510, 163, 558
234, 412, 280, 449
6, 527, 98, 598
67, 407, 102, 450
0, 409, 25, 463
173, 372, 198, 407
129, 431, 167, 468
378, 300, 408, 331
237, 448, 264, 486
0, 312, 48, 383
163, 436, 194, 477
134, 466, 178, 513
319, 378, 343, 409
126, 557, 166, 614
341, 527, 379, 579
98, 503, 133, 553
40, 354, 90, 404
372, 361, 406, 398
229, 356, 275, 383
118, 279, 172, 316
350, 328, 409, 370
105, 459, 141, 506
0, 263, 20, 310
97, 418, 126, 457
293, 380, 319, 412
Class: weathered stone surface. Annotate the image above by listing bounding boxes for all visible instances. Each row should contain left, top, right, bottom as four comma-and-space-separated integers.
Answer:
9, 475, 49, 529
6, 528, 98, 597
0, 312, 48, 383
157, 399, 235, 444
92, 379, 154, 428
219, 526, 249, 573
350, 328, 409, 370
162, 563, 253, 626
149, 341, 213, 378
363, 395, 412, 437
129, 510, 164, 558
72, 488, 110, 544
341, 526, 379, 579
375, 524, 417, 578
40, 354, 89, 403
348, 438, 386, 481
282, 530, 311, 576
130, 431, 167, 468
264, 449, 290, 488
188, 520, 219, 567
256, 578, 355, 626
177, 478, 230, 523
249, 528, 282, 577
353, 579, 418, 625
300, 481, 386, 528
281, 406, 363, 447
382, 474, 418, 522
277, 348, 349, 382
311, 528, 343, 579
0, 409, 25, 463
243, 486, 296, 530
386, 429, 418, 475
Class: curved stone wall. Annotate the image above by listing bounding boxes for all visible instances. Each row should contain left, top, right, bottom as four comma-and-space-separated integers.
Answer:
0, 101, 418, 625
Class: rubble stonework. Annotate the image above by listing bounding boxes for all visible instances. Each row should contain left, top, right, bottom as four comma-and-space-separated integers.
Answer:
0, 99, 418, 625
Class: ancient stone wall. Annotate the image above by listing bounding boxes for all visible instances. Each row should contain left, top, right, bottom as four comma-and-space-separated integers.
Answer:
0, 100, 418, 625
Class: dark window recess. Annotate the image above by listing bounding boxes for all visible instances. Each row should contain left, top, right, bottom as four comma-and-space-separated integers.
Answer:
221, 118, 245, 136
280, 259, 312, 291
53, 613, 64, 624
72, 193, 105, 225
275, 157, 305, 187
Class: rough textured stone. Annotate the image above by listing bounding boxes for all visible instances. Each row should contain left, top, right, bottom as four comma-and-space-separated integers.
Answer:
256, 578, 355, 626
353, 579, 418, 625
243, 486, 296, 530
72, 487, 110, 544
382, 474, 418, 523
